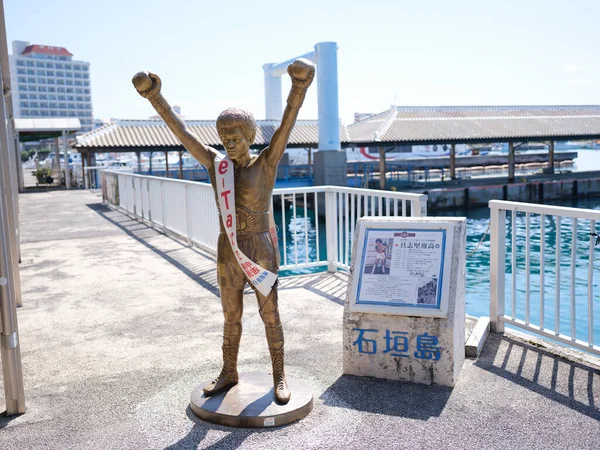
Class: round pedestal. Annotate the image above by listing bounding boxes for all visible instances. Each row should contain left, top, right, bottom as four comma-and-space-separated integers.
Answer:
190, 372, 313, 428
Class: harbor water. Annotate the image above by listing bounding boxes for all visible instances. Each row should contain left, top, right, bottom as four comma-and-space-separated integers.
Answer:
275, 148, 600, 345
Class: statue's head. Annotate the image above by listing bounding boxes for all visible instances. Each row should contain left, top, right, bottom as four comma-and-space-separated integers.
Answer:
216, 108, 256, 159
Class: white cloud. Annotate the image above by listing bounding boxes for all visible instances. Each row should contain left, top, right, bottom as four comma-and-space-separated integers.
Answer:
564, 64, 585, 72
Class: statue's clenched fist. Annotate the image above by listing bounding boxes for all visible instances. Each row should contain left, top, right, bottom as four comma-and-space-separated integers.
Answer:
287, 59, 315, 90
132, 71, 162, 100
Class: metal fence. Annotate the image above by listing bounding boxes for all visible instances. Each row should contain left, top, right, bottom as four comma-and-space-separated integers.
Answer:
489, 200, 600, 356
103, 171, 427, 272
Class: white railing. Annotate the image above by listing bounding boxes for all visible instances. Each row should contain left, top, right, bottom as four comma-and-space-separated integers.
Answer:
490, 200, 600, 356
103, 171, 427, 272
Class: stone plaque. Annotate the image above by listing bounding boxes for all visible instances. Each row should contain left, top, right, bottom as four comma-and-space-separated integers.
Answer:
343, 217, 466, 387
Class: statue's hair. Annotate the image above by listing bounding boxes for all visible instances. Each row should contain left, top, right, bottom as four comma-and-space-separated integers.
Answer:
216, 108, 256, 144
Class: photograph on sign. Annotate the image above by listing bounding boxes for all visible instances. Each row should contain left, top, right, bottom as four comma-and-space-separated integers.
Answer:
349, 220, 454, 317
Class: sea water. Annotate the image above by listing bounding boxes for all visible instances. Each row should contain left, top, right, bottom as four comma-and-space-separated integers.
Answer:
274, 149, 600, 345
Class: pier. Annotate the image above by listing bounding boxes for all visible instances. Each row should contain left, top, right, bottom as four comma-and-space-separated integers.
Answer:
1, 189, 598, 448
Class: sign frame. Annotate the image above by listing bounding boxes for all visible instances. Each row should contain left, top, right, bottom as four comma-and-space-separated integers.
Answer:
348, 218, 455, 318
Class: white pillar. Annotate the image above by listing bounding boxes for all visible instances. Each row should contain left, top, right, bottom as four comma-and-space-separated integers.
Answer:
63, 130, 70, 189
315, 42, 340, 151
0, 21, 26, 411
263, 64, 283, 120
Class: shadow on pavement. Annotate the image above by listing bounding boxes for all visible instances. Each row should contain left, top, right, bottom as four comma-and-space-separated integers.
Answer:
86, 203, 220, 297
320, 374, 452, 420
476, 333, 600, 420
164, 405, 284, 449
0, 412, 22, 430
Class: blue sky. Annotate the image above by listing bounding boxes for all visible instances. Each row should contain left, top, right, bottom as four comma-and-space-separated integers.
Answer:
6, 0, 600, 124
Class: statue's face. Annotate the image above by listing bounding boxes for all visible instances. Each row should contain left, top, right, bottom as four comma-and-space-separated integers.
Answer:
221, 127, 250, 160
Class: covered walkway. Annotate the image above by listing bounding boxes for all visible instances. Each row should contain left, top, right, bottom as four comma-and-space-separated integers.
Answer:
0, 190, 598, 449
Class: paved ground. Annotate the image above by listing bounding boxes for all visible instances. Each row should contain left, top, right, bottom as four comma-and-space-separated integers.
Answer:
1, 190, 599, 449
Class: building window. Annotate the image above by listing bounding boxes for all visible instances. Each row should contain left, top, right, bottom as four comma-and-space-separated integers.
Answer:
48, 88, 56, 93
47, 79, 55, 85
69, 111, 76, 117
19, 93, 27, 99
58, 95, 66, 101
16, 60, 25, 67
28, 86, 36, 91
55, 63, 63, 69
21, 110, 29, 116
75, 88, 83, 94
38, 86, 47, 92
59, 56, 67, 61
50, 111, 59, 117
66, 72, 73, 78
35, 62, 44, 68
27, 77, 35, 83
26, 61, 34, 67
49, 102, 57, 108
60, 110, 68, 116
76, 96, 83, 102
49, 94, 56, 100
37, 78, 46, 84
19, 101, 28, 108
74, 73, 81, 79
65, 64, 72, 70
39, 94, 48, 100
29, 94, 37, 99
83, 74, 89, 79
68, 103, 75, 109
30, 102, 39, 108
57, 79, 65, 85
66, 80, 73, 86
56, 71, 64, 77
74, 81, 82, 86
57, 87, 65, 93
37, 70, 45, 76
47, 70, 54, 76
66, 88, 74, 93
59, 103, 66, 108
17, 68, 26, 75
18, 76, 26, 83
46, 62, 54, 68
84, 89, 90, 94
26, 69, 34, 75
83, 82, 89, 87
40, 102, 48, 108
67, 95, 74, 101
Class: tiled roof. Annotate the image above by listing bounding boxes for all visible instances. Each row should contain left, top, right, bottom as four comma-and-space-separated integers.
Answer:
75, 119, 351, 149
22, 44, 73, 57
348, 106, 600, 144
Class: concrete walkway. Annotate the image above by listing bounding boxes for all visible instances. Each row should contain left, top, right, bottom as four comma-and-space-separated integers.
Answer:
1, 190, 599, 450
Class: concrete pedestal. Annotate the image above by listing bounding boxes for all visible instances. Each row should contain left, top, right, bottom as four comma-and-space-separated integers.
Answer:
343, 217, 466, 387
313, 150, 347, 186
190, 373, 313, 428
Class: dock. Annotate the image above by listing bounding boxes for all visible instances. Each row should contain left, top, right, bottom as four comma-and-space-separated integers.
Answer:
2, 190, 598, 449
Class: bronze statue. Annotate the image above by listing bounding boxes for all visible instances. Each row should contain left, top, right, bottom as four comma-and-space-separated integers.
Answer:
132, 59, 315, 404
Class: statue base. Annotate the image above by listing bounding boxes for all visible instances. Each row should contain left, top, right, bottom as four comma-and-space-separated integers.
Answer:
190, 372, 313, 428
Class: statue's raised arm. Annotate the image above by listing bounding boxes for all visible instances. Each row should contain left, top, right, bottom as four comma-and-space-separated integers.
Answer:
264, 59, 315, 167
132, 71, 217, 169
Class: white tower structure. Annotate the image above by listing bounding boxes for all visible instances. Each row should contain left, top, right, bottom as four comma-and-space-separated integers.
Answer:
263, 42, 341, 152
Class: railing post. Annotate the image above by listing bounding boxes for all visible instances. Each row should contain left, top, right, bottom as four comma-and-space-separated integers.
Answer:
415, 195, 428, 217
325, 189, 337, 272
490, 201, 506, 333
184, 183, 192, 245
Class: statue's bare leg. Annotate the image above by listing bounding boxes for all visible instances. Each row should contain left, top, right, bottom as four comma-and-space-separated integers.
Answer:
256, 284, 290, 404
203, 287, 243, 396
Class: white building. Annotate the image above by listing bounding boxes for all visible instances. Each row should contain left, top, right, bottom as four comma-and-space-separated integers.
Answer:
10, 40, 93, 132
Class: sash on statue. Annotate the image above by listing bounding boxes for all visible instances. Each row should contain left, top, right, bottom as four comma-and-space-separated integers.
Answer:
215, 153, 279, 296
